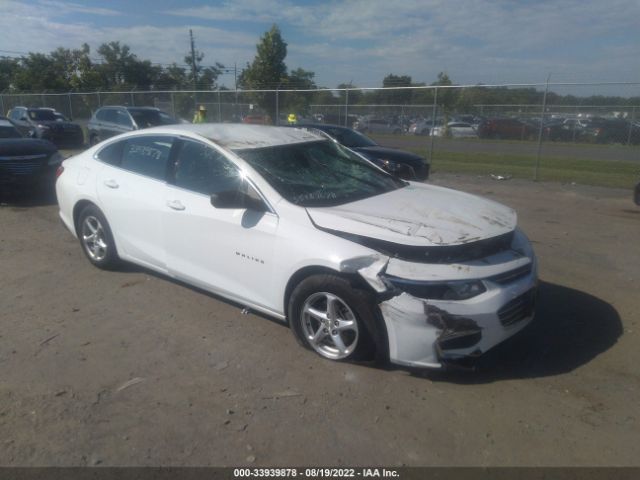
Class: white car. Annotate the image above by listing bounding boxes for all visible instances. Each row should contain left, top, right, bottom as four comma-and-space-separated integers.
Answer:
431, 122, 478, 138
56, 124, 537, 369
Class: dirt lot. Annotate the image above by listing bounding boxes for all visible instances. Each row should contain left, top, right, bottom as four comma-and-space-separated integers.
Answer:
0, 173, 638, 467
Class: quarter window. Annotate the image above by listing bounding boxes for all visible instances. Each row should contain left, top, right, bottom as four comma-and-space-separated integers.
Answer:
173, 140, 241, 195
96, 141, 124, 166
120, 136, 174, 181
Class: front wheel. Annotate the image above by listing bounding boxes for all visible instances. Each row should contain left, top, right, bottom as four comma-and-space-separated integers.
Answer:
288, 274, 379, 362
78, 205, 120, 270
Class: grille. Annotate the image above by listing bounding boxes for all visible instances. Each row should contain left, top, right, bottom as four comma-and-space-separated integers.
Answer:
488, 263, 533, 285
498, 289, 536, 327
0, 155, 47, 175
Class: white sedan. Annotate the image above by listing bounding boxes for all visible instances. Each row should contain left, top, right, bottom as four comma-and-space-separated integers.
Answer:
56, 124, 537, 369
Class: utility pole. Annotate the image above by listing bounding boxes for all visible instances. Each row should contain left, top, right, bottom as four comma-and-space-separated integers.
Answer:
189, 29, 198, 89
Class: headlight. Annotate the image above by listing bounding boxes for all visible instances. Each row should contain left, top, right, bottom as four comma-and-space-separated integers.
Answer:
37, 124, 50, 130
47, 152, 63, 165
384, 276, 487, 301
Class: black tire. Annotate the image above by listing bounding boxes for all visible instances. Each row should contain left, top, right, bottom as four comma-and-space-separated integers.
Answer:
89, 134, 100, 146
288, 274, 382, 362
77, 204, 120, 270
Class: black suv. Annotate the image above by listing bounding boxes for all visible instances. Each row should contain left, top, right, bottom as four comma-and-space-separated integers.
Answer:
294, 123, 430, 181
7, 107, 84, 148
88, 106, 178, 145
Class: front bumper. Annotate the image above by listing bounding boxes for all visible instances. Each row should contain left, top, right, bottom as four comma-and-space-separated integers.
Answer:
362, 229, 538, 369
379, 262, 537, 369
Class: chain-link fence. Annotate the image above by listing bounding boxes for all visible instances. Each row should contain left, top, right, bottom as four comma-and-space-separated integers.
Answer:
2, 82, 638, 187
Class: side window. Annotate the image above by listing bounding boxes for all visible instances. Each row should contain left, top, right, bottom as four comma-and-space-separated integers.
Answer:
120, 136, 174, 181
103, 109, 117, 123
173, 140, 241, 195
96, 109, 108, 121
96, 141, 124, 166
117, 111, 133, 127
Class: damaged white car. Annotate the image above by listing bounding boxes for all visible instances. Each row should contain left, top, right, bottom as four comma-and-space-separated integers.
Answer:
56, 124, 537, 369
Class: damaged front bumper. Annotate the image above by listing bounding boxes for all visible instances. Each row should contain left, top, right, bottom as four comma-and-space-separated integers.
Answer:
356, 228, 538, 369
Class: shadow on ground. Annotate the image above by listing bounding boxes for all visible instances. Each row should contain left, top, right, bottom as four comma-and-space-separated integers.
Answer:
0, 189, 57, 207
421, 280, 623, 383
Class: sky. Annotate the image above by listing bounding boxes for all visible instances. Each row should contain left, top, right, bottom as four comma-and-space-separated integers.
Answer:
1, 0, 639, 92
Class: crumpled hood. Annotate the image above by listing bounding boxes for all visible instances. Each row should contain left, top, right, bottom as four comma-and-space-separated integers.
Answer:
307, 183, 516, 247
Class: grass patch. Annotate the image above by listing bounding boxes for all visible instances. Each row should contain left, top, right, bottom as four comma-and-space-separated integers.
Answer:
402, 148, 638, 189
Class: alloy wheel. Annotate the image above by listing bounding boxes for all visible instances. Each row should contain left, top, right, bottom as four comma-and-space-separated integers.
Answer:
301, 292, 359, 360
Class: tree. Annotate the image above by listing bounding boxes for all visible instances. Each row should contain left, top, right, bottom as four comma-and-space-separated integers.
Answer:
381, 74, 412, 104
183, 50, 224, 89
283, 68, 316, 115
238, 24, 289, 119
0, 57, 19, 91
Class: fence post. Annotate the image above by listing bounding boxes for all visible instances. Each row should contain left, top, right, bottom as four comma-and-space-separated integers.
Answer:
275, 89, 279, 126
97, 91, 101, 107
130, 88, 135, 106
627, 106, 636, 146
217, 88, 222, 122
344, 87, 349, 127
171, 91, 176, 118
68, 92, 73, 119
0, 92, 4, 116
534, 75, 550, 182
428, 87, 438, 165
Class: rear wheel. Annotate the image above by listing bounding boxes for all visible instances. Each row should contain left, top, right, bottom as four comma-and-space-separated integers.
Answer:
77, 205, 120, 270
89, 134, 101, 146
288, 274, 379, 362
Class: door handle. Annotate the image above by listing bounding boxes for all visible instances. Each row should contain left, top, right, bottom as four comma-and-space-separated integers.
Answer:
167, 200, 186, 211
103, 179, 119, 189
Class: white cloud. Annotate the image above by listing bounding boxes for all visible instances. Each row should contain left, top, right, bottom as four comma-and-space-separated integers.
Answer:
38, 0, 122, 16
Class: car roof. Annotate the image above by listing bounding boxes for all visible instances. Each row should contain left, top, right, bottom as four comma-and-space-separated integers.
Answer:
140, 123, 324, 150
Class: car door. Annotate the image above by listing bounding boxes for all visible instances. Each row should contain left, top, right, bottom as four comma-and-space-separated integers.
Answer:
164, 138, 279, 310
10, 109, 31, 136
96, 135, 175, 271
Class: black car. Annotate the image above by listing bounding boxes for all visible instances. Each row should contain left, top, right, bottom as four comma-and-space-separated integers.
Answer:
7, 107, 84, 148
0, 117, 63, 194
87, 106, 178, 145
294, 123, 430, 180
583, 118, 640, 145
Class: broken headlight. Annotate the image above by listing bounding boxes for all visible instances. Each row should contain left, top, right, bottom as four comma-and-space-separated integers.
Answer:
384, 276, 486, 301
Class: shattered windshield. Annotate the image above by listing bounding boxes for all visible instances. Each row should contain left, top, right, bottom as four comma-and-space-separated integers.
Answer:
234, 140, 405, 207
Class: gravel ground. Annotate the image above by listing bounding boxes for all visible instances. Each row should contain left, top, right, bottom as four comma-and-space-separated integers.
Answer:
0, 173, 638, 467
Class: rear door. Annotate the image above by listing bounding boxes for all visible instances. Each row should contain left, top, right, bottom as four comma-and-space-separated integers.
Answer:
96, 135, 176, 271
163, 138, 279, 310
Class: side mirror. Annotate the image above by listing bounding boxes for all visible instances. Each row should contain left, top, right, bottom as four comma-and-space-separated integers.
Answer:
21, 116, 29, 121
210, 190, 267, 211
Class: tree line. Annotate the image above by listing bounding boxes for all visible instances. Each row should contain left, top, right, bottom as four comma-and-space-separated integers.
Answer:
1, 24, 637, 120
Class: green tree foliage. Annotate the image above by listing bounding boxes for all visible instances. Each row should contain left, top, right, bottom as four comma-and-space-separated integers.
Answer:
238, 24, 289, 119
380, 74, 413, 104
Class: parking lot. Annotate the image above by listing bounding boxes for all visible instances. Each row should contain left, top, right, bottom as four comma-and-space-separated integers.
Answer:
1, 173, 638, 467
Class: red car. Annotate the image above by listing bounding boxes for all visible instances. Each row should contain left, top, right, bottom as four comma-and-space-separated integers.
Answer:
477, 118, 538, 140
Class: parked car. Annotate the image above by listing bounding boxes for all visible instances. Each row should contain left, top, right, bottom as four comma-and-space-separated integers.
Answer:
431, 121, 478, 138
408, 119, 441, 136
242, 114, 272, 125
582, 118, 640, 145
476, 118, 538, 140
354, 117, 404, 134
294, 123, 430, 180
56, 124, 537, 370
87, 106, 178, 145
0, 117, 63, 194
7, 106, 84, 148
